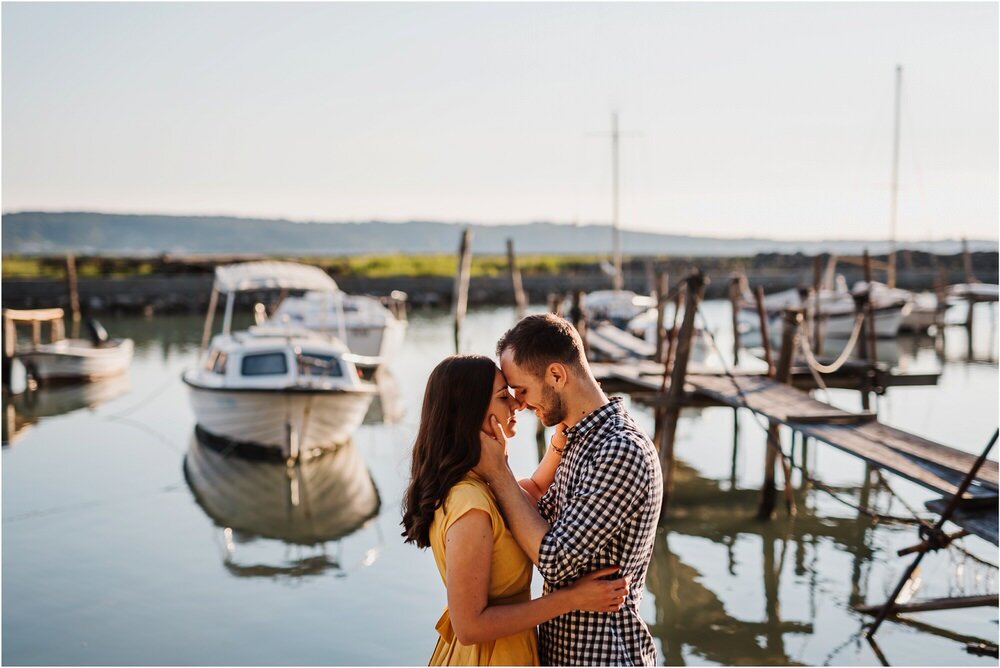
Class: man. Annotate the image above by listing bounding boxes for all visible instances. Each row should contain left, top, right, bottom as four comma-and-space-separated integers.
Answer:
476, 313, 663, 666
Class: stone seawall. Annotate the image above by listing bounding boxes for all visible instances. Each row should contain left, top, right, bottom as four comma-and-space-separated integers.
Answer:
3, 267, 993, 314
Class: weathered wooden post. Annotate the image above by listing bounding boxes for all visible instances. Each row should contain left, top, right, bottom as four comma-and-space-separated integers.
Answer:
654, 272, 669, 363
862, 250, 877, 363
812, 255, 825, 354
65, 254, 81, 339
569, 290, 588, 358
453, 227, 473, 354
658, 270, 707, 521
729, 274, 742, 366
758, 307, 801, 520
2, 311, 14, 392
506, 238, 527, 319
754, 286, 774, 377
962, 237, 974, 284
664, 287, 685, 373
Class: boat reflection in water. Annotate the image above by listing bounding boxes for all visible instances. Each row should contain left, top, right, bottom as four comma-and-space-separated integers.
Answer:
3, 372, 131, 445
183, 429, 382, 579
363, 368, 405, 426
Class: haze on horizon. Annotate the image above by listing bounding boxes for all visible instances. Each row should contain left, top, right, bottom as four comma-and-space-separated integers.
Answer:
2, 2, 997, 242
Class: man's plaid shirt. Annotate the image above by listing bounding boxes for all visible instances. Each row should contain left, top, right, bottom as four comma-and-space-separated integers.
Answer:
536, 397, 663, 666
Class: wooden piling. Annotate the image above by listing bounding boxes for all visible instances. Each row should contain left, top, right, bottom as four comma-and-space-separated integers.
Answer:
453, 227, 473, 354
64, 254, 81, 339
655, 272, 669, 362
965, 297, 975, 360
754, 286, 774, 377
758, 307, 801, 520
812, 255, 824, 354
862, 250, 877, 364
962, 237, 974, 284
665, 287, 685, 374
570, 290, 588, 358
658, 270, 707, 520
2, 312, 15, 391
729, 275, 742, 366
506, 238, 527, 319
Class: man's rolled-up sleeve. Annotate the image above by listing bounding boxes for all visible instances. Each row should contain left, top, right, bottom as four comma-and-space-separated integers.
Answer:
537, 437, 650, 585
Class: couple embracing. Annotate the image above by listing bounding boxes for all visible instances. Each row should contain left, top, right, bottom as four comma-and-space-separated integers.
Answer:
402, 314, 664, 666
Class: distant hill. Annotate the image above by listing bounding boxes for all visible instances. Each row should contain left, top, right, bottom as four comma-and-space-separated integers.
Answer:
3, 211, 996, 257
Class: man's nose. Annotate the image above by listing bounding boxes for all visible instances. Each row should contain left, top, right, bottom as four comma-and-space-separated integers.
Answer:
512, 393, 527, 411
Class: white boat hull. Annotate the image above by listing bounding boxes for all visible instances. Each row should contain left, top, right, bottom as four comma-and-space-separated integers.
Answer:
740, 303, 907, 347
19, 338, 134, 382
184, 381, 374, 456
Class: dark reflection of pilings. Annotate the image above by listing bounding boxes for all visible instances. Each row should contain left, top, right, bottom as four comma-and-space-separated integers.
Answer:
183, 430, 381, 579
646, 459, 876, 666
849, 465, 878, 609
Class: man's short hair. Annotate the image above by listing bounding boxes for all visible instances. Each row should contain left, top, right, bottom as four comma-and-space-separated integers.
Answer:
496, 313, 587, 378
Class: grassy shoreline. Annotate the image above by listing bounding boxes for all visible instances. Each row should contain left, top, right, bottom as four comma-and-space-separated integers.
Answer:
3, 251, 994, 280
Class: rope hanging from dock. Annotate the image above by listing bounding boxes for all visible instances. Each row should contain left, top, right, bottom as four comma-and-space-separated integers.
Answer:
798, 311, 866, 375
694, 305, 928, 526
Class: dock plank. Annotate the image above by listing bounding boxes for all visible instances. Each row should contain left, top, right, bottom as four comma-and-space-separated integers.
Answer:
925, 498, 999, 546
684, 373, 996, 498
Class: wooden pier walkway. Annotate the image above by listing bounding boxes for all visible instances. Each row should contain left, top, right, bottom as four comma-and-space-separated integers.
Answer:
593, 360, 998, 545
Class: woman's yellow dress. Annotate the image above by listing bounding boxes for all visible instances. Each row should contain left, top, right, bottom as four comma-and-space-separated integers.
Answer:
427, 472, 540, 666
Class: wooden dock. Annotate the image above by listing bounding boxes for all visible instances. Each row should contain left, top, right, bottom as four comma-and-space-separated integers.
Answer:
595, 362, 997, 502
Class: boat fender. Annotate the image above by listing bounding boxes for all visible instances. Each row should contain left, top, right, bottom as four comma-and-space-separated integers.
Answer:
86, 318, 110, 347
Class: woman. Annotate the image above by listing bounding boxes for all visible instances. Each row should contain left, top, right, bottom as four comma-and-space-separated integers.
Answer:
401, 355, 627, 666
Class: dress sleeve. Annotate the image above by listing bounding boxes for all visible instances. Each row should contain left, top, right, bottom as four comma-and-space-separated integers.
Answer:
441, 482, 503, 541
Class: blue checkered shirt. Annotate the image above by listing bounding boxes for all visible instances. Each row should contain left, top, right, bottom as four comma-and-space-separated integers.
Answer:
536, 397, 663, 665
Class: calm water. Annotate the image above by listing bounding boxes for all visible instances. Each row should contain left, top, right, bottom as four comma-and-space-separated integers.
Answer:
3, 300, 998, 666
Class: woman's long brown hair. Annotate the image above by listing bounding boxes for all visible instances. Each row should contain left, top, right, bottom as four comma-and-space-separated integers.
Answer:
401, 354, 497, 548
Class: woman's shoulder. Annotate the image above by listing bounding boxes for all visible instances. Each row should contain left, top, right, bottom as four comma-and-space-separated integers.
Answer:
444, 474, 497, 511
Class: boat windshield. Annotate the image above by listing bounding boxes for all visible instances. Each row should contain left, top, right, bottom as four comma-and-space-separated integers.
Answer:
297, 352, 343, 378
241, 352, 288, 376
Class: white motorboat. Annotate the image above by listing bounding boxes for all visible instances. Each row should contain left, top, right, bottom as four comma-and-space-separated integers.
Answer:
18, 334, 134, 384
563, 290, 656, 328
184, 262, 376, 458
268, 290, 407, 370
947, 283, 1000, 302
624, 306, 712, 364
739, 278, 910, 344
856, 280, 946, 333
7, 311, 134, 385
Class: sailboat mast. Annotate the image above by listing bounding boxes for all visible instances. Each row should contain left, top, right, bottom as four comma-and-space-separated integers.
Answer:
888, 64, 902, 289
611, 111, 623, 291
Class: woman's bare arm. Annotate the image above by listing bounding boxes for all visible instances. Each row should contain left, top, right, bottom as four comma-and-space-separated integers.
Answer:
517, 424, 565, 504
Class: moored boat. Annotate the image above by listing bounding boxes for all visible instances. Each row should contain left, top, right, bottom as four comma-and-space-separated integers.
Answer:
184, 262, 376, 459
267, 290, 407, 370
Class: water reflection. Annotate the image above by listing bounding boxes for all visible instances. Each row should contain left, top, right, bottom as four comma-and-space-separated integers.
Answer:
648, 460, 876, 666
363, 368, 405, 425
2, 373, 131, 445
183, 430, 382, 579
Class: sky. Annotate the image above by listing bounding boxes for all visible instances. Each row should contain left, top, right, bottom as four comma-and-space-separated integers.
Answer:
2, 2, 997, 241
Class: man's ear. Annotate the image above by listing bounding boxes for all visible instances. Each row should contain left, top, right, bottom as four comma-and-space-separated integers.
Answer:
547, 362, 569, 388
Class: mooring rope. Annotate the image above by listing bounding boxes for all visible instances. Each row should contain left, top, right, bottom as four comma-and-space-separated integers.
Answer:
799, 310, 866, 375
693, 304, 925, 525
